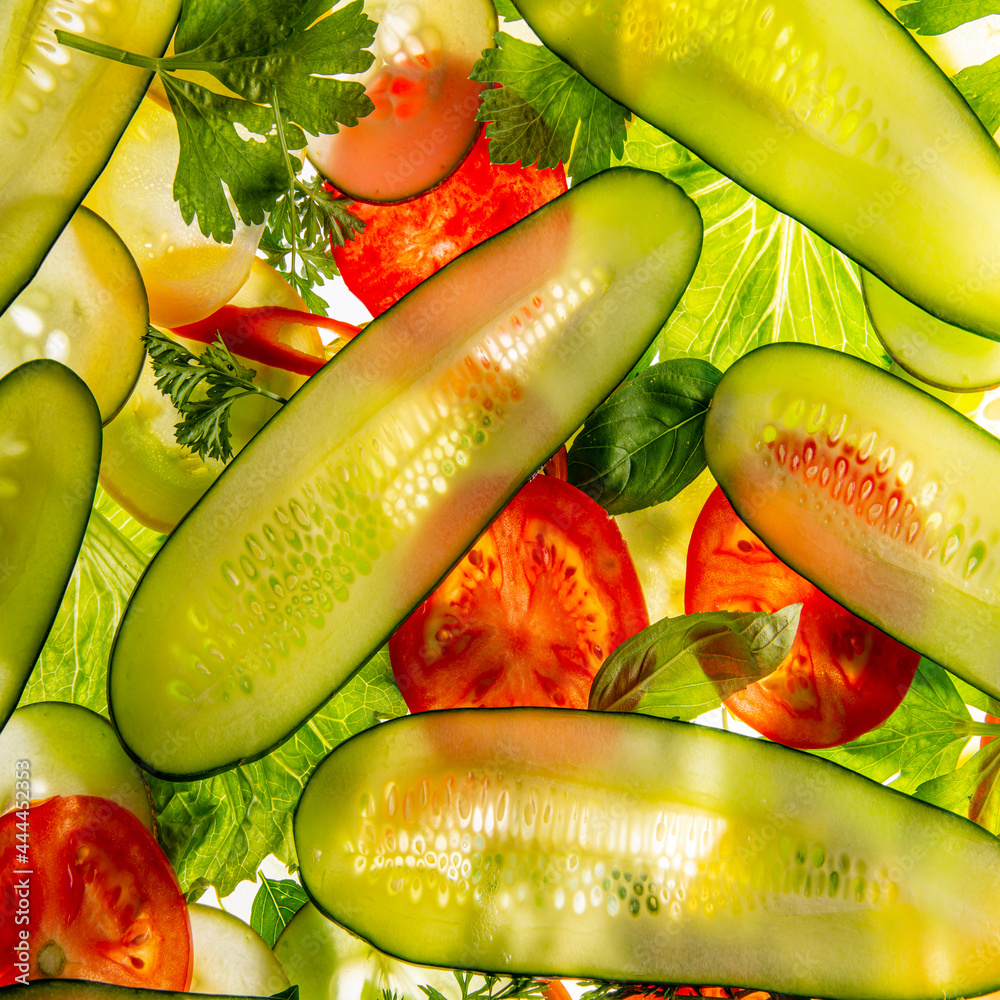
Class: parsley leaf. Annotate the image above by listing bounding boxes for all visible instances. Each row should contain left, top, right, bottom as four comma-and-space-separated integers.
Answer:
895, 0, 999, 35
171, 0, 374, 135
56, 0, 375, 242
260, 171, 366, 315
616, 118, 889, 373
812, 660, 971, 792
471, 33, 629, 181
953, 55, 1000, 132
162, 76, 291, 241
567, 359, 722, 515
144, 328, 288, 463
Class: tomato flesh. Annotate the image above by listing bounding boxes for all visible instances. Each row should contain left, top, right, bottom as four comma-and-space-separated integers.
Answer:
0, 796, 192, 990
685, 487, 919, 749
333, 131, 568, 316
389, 475, 649, 710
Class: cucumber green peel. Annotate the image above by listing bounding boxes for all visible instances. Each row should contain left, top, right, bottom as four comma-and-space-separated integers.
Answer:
512, 0, 1000, 341
107, 168, 703, 780
0, 360, 101, 730
862, 269, 1000, 392
0, 0, 181, 315
0, 207, 148, 423
296, 708, 1000, 1000
704, 342, 1000, 697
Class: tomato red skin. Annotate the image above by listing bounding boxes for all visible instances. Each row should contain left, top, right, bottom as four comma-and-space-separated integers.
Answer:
0, 796, 192, 990
390, 475, 649, 711
332, 131, 568, 317
685, 487, 919, 749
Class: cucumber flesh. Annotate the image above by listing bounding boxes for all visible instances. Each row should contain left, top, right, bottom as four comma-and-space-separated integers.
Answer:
188, 904, 289, 997
0, 702, 153, 831
0, 207, 148, 423
107, 167, 702, 780
275, 902, 473, 1000
295, 708, 1000, 1000
307, 0, 496, 202
703, 342, 1000, 696
862, 269, 1000, 392
0, 981, 273, 1000
512, 0, 1000, 341
0, 361, 101, 729
0, 0, 181, 315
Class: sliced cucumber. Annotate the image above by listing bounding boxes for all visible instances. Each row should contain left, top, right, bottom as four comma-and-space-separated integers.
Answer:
307, 0, 496, 202
107, 167, 703, 780
0, 982, 274, 1000
188, 904, 289, 996
513, 0, 1000, 341
296, 708, 1000, 1000
703, 342, 1000, 696
0, 207, 148, 423
0, 361, 101, 729
0, 0, 181, 315
862, 269, 1000, 392
275, 902, 471, 1000
0, 702, 153, 830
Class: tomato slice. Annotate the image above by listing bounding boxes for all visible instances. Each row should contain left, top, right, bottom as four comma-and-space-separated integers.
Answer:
389, 475, 649, 710
685, 487, 919, 749
333, 131, 568, 317
0, 796, 192, 990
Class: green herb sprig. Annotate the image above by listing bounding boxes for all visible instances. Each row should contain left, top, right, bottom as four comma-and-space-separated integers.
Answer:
144, 327, 287, 464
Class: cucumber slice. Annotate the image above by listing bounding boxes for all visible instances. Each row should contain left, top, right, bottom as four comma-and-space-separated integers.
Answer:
862, 269, 1000, 392
0, 982, 274, 1000
296, 708, 1000, 1000
0, 207, 148, 423
0, 702, 153, 831
0, 0, 181, 315
0, 360, 101, 729
703, 342, 1000, 697
107, 167, 703, 780
275, 902, 468, 1000
188, 905, 289, 996
307, 0, 496, 203
512, 0, 1000, 341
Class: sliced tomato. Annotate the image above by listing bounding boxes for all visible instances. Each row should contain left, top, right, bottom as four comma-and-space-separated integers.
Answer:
333, 131, 568, 316
0, 795, 192, 989
389, 475, 649, 710
685, 487, 919, 749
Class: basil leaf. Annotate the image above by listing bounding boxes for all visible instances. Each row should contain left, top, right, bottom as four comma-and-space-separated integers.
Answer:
589, 605, 800, 720
568, 359, 721, 515
250, 876, 309, 947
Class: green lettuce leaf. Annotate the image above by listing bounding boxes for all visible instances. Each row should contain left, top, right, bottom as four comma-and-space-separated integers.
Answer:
915, 739, 1000, 832
250, 876, 309, 946
149, 649, 407, 897
895, 0, 997, 35
567, 359, 721, 515
471, 33, 629, 181
18, 510, 146, 716
589, 605, 800, 719
614, 119, 891, 373
812, 660, 971, 791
